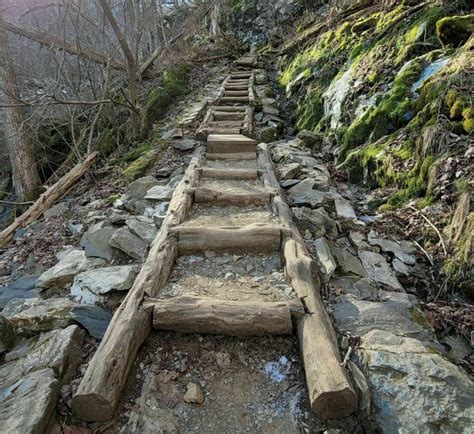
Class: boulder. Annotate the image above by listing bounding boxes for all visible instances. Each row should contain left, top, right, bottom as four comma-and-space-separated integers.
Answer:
292, 206, 338, 239
44, 202, 68, 219
278, 163, 301, 180
2, 297, 76, 333
368, 235, 416, 265
145, 185, 174, 201
358, 250, 403, 291
71, 305, 112, 340
259, 126, 279, 142
37, 250, 105, 289
334, 195, 357, 221
126, 216, 158, 245
287, 179, 331, 208
333, 292, 433, 340
173, 139, 196, 152
80, 225, 117, 260
0, 315, 17, 353
331, 245, 368, 277
297, 130, 320, 147
0, 326, 83, 433
110, 228, 148, 261
71, 265, 137, 304
125, 176, 160, 202
356, 330, 474, 432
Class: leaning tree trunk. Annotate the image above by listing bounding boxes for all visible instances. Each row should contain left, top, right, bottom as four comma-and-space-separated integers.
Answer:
0, 15, 41, 201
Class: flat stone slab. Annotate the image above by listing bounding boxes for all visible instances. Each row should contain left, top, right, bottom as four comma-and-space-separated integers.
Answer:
71, 305, 112, 340
355, 330, 474, 433
38, 250, 105, 289
2, 297, 76, 333
287, 179, 332, 208
0, 326, 83, 433
333, 292, 433, 340
71, 265, 137, 304
359, 250, 403, 291
126, 216, 158, 245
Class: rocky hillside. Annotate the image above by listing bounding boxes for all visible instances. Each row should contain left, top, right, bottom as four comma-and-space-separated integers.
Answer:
257, 0, 473, 294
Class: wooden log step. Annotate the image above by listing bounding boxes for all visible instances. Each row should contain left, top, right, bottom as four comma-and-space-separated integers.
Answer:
208, 121, 244, 127
218, 97, 250, 104
207, 134, 257, 153
208, 128, 242, 135
206, 152, 257, 161
199, 167, 261, 180
225, 90, 249, 97
213, 112, 246, 121
146, 296, 303, 336
212, 106, 247, 112
194, 188, 271, 206
231, 72, 252, 78
171, 224, 283, 254
226, 81, 250, 86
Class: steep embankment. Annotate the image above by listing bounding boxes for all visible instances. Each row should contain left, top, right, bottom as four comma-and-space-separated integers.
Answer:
278, 1, 473, 292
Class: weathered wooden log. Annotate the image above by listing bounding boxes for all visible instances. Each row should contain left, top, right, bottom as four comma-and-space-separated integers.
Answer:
146, 296, 303, 336
206, 152, 257, 161
283, 238, 358, 419
248, 73, 256, 107
200, 168, 261, 180
211, 106, 246, 112
71, 148, 204, 422
225, 90, 249, 97
213, 112, 246, 121
0, 152, 98, 248
218, 96, 249, 104
194, 188, 271, 206
207, 134, 257, 153
172, 224, 283, 254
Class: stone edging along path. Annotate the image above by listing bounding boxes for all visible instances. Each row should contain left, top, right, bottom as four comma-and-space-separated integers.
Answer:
70, 54, 359, 424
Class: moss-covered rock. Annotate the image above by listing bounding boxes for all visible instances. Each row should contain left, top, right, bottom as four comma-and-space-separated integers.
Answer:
436, 15, 474, 48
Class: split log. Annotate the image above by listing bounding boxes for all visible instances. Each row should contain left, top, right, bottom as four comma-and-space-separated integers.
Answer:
172, 224, 283, 254
194, 188, 271, 206
248, 73, 256, 107
199, 168, 261, 180
146, 296, 304, 336
71, 147, 204, 422
283, 238, 358, 419
218, 96, 250, 104
211, 106, 246, 112
0, 152, 98, 248
206, 152, 256, 161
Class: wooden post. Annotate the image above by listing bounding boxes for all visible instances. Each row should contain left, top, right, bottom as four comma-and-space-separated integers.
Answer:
71, 148, 204, 422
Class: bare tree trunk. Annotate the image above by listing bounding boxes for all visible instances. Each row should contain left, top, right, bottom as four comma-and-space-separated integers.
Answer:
0, 15, 41, 201
98, 0, 144, 135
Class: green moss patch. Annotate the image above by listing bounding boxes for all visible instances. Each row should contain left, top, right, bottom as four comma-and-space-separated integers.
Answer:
436, 15, 474, 48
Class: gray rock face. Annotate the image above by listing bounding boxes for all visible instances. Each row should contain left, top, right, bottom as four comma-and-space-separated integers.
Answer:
37, 250, 105, 289
173, 139, 197, 152
356, 330, 474, 433
287, 179, 331, 208
80, 225, 117, 260
126, 216, 158, 245
359, 250, 403, 291
330, 277, 380, 301
71, 305, 112, 340
2, 297, 76, 333
110, 228, 148, 261
333, 292, 433, 340
259, 126, 279, 142
0, 326, 83, 434
71, 265, 137, 304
